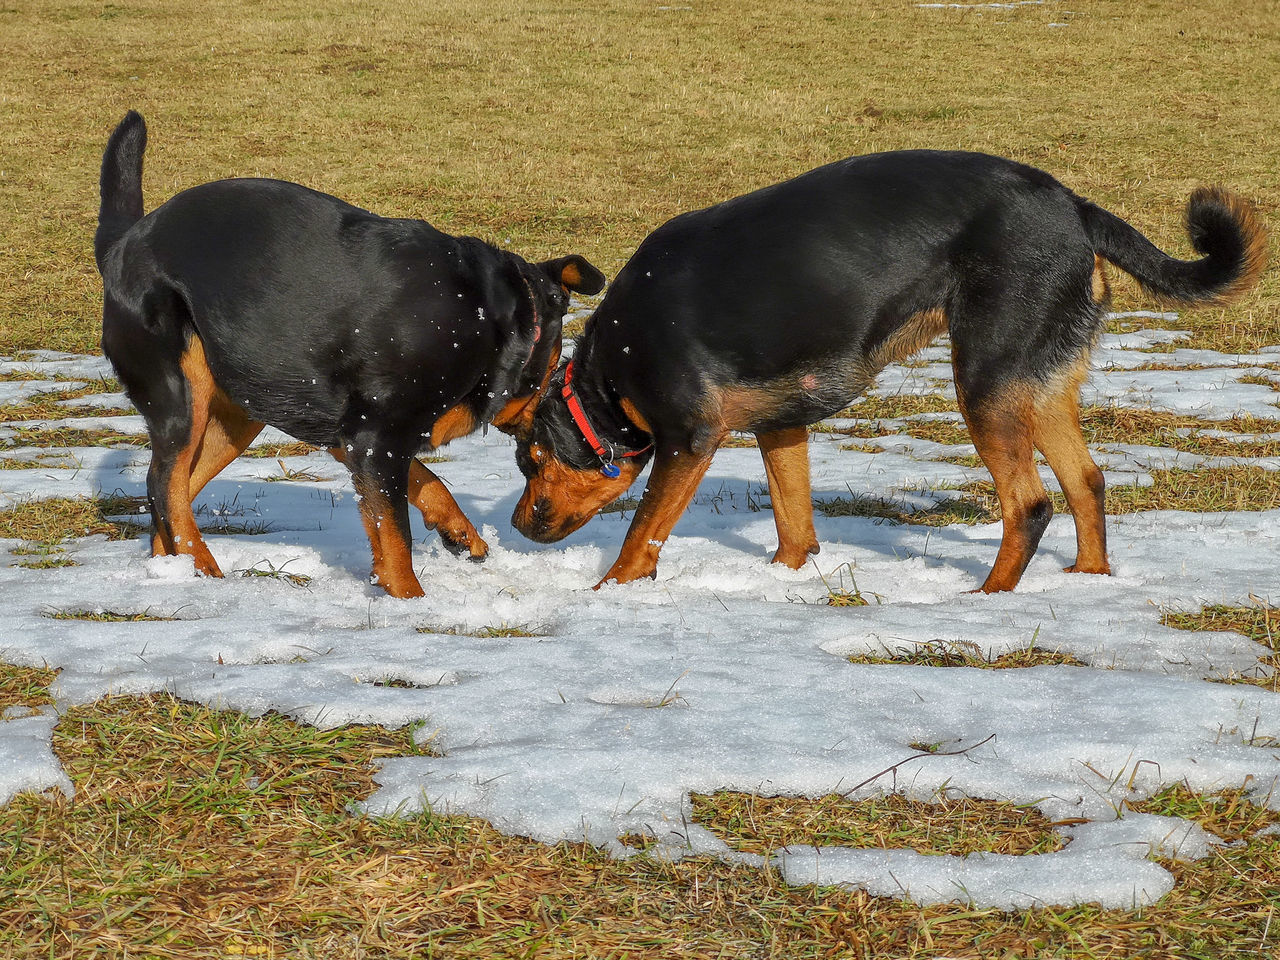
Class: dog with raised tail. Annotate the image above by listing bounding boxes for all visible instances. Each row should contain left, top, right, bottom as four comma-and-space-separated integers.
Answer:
96, 111, 605, 598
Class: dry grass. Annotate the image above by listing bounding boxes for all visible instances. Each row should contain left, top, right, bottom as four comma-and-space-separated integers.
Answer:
848, 639, 1085, 670
0, 493, 149, 545
833, 406, 1280, 460
1162, 604, 1279, 693
3, 1, 1280, 956
692, 791, 1065, 859
0, 693, 1276, 959
6, 0, 1276, 355
415, 623, 546, 638
42, 608, 177, 623
8, 425, 147, 449
815, 491, 998, 527
0, 664, 59, 710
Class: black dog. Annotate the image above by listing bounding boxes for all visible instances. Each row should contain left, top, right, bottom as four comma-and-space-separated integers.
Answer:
512, 150, 1265, 592
95, 111, 604, 598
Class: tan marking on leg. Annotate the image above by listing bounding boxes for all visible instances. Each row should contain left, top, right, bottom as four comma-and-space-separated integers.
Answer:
350, 474, 424, 599
1032, 362, 1110, 575
330, 447, 487, 562
187, 386, 264, 501
597, 444, 720, 587
757, 426, 819, 568
961, 383, 1051, 593
430, 403, 477, 449
168, 336, 222, 577
408, 460, 488, 559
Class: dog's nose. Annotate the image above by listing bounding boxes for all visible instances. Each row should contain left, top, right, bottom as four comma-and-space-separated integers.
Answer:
512, 496, 563, 543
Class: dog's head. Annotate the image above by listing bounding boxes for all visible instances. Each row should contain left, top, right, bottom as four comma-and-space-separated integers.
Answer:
488, 255, 606, 441
510, 363, 652, 543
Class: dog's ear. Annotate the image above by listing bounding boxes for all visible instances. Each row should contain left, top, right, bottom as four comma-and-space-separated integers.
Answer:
540, 255, 606, 295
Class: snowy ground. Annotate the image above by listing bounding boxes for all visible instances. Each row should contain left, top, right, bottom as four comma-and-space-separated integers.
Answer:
2, 314, 1278, 910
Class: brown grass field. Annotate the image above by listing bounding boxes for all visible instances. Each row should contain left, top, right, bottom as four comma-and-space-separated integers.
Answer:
2, 0, 1280, 957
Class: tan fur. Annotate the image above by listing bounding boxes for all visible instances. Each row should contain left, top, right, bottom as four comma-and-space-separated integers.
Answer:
491, 343, 562, 440
156, 335, 223, 577
958, 382, 1051, 593
512, 450, 644, 543
756, 426, 819, 568
430, 403, 477, 449
349, 475, 423, 599
867, 308, 949, 370
1030, 360, 1109, 575
597, 447, 719, 587
619, 397, 652, 435
1091, 255, 1110, 304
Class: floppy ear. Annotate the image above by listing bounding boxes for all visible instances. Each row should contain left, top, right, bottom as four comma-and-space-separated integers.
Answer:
540, 255, 606, 295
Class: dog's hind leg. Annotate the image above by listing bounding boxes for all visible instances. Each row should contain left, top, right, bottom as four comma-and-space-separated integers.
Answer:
187, 390, 264, 502
756, 426, 820, 568
955, 380, 1052, 593
1031, 363, 1110, 576
143, 335, 223, 576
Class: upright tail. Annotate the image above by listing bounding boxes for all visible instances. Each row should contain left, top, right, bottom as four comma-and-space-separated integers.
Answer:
95, 110, 147, 272
1077, 187, 1267, 307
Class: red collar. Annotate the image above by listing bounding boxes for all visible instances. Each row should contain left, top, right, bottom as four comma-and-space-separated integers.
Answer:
562, 359, 652, 476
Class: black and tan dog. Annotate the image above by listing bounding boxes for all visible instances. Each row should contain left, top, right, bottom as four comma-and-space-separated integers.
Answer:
95, 111, 604, 598
512, 151, 1265, 592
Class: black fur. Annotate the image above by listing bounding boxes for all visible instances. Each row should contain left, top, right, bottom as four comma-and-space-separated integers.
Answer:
95, 111, 605, 596
514, 149, 1265, 590
532, 151, 1261, 456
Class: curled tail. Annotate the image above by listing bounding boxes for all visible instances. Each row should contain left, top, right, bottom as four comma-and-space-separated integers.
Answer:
1077, 187, 1267, 307
95, 110, 147, 272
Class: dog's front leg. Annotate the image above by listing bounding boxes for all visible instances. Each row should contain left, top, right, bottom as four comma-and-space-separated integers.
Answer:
596, 445, 717, 588
756, 426, 820, 568
407, 460, 489, 561
341, 442, 424, 599
332, 448, 487, 563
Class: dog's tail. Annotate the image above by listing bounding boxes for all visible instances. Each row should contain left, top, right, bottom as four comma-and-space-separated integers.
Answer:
95, 110, 147, 272
1078, 187, 1267, 307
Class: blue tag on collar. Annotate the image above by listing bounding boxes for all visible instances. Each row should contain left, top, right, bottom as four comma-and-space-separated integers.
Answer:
600, 462, 621, 478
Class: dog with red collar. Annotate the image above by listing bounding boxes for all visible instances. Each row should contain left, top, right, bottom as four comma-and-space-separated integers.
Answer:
95, 111, 604, 598
512, 150, 1265, 592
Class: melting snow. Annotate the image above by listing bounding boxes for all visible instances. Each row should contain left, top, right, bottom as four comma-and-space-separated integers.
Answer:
1, 315, 1277, 909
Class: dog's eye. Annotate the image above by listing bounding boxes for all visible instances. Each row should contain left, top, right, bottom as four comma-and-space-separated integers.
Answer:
530, 443, 548, 464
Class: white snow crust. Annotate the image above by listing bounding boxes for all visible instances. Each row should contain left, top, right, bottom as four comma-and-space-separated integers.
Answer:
2, 315, 1277, 909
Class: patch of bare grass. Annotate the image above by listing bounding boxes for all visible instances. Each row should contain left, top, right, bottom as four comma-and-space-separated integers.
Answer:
815, 492, 998, 527
0, 692, 1277, 957
1162, 604, 1278, 692
416, 623, 546, 638
848, 638, 1085, 670
954, 466, 1280, 518
0, 664, 58, 710
836, 394, 959, 421
9, 425, 147, 449
1079, 406, 1280, 459
692, 791, 1065, 858
42, 608, 178, 623
0, 493, 148, 545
